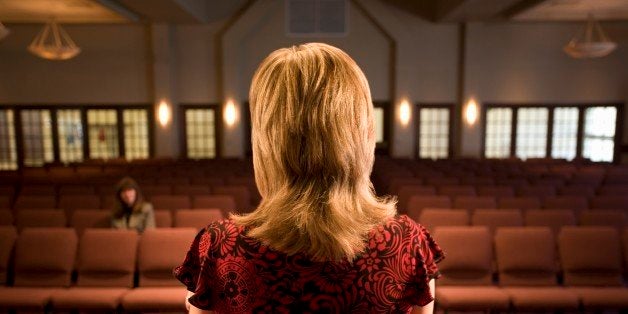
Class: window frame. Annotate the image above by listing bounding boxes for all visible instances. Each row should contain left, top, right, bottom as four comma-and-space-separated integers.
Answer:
180, 104, 222, 160
482, 103, 624, 163
414, 103, 454, 160
0, 104, 154, 169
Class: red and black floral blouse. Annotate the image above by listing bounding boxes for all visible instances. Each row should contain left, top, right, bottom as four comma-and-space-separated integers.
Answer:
173, 215, 444, 313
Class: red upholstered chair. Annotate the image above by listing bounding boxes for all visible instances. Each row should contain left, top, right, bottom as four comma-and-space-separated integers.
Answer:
13, 195, 56, 210
578, 210, 627, 231
51, 229, 139, 311
558, 226, 628, 310
453, 196, 497, 211
516, 185, 557, 198
15, 209, 67, 231
154, 209, 172, 228
0, 226, 17, 285
406, 196, 452, 222
121, 228, 198, 312
596, 185, 628, 196
386, 177, 423, 194
192, 195, 237, 214
142, 185, 173, 199
58, 185, 96, 195
418, 209, 469, 231
0, 195, 11, 209
0, 228, 77, 312
172, 184, 212, 196
19, 185, 56, 195
495, 227, 579, 310
558, 185, 596, 198
589, 196, 628, 210
396, 185, 436, 214
438, 185, 476, 198
524, 209, 576, 236
213, 185, 252, 213
542, 196, 589, 212
70, 209, 111, 235
151, 195, 191, 211
471, 209, 523, 235
57, 194, 102, 215
477, 186, 515, 198
498, 196, 541, 210
435, 226, 510, 311
174, 209, 223, 229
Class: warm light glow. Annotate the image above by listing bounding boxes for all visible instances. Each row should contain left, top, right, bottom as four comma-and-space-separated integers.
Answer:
157, 100, 171, 127
224, 100, 237, 127
399, 99, 411, 126
465, 98, 479, 126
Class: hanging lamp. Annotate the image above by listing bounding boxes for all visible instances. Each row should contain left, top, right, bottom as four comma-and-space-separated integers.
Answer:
28, 20, 81, 61
564, 13, 617, 59
0, 21, 9, 41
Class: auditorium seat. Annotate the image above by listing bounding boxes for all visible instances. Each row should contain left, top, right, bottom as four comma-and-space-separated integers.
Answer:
524, 209, 576, 235
0, 228, 77, 311
477, 186, 514, 198
495, 227, 579, 310
438, 185, 476, 198
517, 185, 557, 198
596, 185, 628, 196
426, 177, 460, 186
120, 228, 197, 312
58, 185, 96, 195
435, 226, 510, 311
558, 226, 628, 310
498, 196, 541, 210
51, 229, 138, 311
453, 196, 497, 210
13, 195, 56, 210
174, 209, 223, 229
542, 196, 589, 212
418, 209, 468, 231
151, 195, 191, 211
0, 209, 12, 225
213, 185, 252, 213
395, 185, 436, 213
406, 196, 451, 221
57, 194, 102, 213
558, 185, 596, 198
142, 185, 173, 199
192, 195, 237, 214
0, 195, 11, 209
386, 177, 423, 194
70, 210, 111, 235
471, 209, 523, 234
590, 196, 628, 210
19, 185, 56, 195
579, 210, 627, 231
154, 209, 172, 228
172, 184, 212, 196
0, 226, 17, 284
15, 209, 67, 231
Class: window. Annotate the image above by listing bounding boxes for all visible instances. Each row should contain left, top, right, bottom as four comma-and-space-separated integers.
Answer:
57, 109, 84, 163
485, 108, 513, 158
551, 107, 579, 160
185, 108, 217, 159
515, 108, 548, 159
20, 110, 54, 166
418, 107, 450, 159
0, 109, 17, 170
87, 109, 119, 159
374, 107, 384, 144
583, 106, 616, 162
123, 109, 149, 160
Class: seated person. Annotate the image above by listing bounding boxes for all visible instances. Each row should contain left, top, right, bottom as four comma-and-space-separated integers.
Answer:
111, 176, 155, 233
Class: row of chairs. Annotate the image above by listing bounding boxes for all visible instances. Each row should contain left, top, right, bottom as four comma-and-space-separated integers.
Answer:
416, 208, 628, 234
399, 194, 628, 213
435, 226, 628, 311
2, 194, 242, 213
0, 227, 195, 312
0, 208, 224, 233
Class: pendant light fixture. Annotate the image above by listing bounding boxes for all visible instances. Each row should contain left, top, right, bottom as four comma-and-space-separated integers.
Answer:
564, 13, 617, 59
28, 19, 81, 61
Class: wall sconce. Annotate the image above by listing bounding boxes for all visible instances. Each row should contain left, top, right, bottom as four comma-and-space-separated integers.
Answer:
399, 99, 411, 127
465, 98, 479, 126
224, 99, 237, 127
157, 100, 171, 128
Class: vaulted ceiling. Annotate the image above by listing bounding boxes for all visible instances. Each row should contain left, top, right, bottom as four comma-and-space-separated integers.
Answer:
0, 0, 627, 24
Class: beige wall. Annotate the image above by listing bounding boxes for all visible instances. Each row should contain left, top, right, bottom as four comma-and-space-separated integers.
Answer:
0, 0, 627, 160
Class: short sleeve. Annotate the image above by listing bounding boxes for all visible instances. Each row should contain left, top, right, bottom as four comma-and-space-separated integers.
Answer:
403, 216, 445, 306
172, 227, 214, 310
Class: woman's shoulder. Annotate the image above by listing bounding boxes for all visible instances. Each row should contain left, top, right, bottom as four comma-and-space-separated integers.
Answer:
378, 214, 425, 233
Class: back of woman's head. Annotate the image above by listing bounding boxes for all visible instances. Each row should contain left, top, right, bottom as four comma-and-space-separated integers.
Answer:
233, 43, 396, 261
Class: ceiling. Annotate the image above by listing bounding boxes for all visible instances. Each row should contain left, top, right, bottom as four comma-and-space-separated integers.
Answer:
0, 0, 627, 24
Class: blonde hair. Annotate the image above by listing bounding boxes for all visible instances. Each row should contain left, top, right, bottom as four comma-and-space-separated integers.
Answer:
232, 43, 396, 262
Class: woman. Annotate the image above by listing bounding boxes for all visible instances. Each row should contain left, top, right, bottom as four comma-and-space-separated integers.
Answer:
111, 176, 155, 233
174, 43, 444, 313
